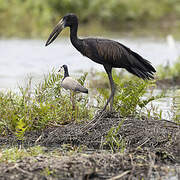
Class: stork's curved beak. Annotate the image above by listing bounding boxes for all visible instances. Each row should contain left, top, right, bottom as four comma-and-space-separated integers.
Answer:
45, 19, 65, 46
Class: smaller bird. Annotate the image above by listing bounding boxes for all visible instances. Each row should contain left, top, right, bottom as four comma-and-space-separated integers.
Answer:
59, 64, 88, 94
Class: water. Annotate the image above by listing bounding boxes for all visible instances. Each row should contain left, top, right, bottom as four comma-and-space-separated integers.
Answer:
0, 37, 180, 120
145, 89, 178, 120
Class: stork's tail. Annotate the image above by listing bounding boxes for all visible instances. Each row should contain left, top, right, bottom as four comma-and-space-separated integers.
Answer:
126, 51, 156, 80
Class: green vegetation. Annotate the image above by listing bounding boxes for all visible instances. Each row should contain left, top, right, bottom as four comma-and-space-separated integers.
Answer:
0, 144, 88, 163
0, 69, 91, 138
158, 57, 180, 80
96, 70, 162, 117
0, 68, 163, 139
1, 0, 180, 37
0, 68, 179, 168
173, 89, 180, 124
104, 119, 126, 153
0, 146, 45, 163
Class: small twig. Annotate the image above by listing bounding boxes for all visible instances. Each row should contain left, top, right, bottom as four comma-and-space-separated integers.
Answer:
15, 165, 33, 176
127, 154, 136, 180
48, 122, 65, 127
108, 170, 130, 180
35, 134, 43, 144
4, 163, 32, 176
4, 164, 18, 173
147, 152, 155, 179
136, 138, 151, 149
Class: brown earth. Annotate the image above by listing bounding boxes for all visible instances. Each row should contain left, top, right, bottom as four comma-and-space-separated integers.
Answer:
0, 111, 180, 179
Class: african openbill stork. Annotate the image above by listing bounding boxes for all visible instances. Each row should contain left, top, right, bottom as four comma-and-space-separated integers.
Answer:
60, 64, 88, 94
46, 13, 156, 111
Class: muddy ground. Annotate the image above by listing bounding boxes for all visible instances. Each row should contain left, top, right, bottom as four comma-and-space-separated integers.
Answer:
0, 111, 180, 179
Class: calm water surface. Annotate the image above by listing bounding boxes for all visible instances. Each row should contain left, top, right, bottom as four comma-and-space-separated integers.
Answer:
0, 37, 180, 120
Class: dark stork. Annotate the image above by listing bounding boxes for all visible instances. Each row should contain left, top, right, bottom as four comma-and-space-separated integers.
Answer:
59, 64, 88, 94
46, 13, 156, 111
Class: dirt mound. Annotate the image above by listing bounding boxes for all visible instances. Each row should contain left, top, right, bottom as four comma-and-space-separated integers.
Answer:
1, 112, 180, 159
0, 111, 180, 179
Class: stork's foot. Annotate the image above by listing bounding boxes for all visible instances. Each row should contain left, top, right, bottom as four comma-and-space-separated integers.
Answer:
102, 98, 112, 112
102, 103, 113, 112
98, 108, 117, 120
102, 91, 114, 112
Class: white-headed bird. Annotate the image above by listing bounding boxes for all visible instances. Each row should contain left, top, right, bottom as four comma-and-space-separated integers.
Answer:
59, 64, 88, 94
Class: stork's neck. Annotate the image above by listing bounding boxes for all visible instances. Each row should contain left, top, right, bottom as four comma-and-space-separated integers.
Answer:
70, 23, 83, 52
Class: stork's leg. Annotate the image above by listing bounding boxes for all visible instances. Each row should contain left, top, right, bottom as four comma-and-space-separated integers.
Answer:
103, 65, 115, 111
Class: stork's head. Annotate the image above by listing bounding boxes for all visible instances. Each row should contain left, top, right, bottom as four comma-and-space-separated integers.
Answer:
45, 13, 78, 46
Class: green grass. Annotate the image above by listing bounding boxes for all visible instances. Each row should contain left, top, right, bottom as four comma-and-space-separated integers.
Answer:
104, 119, 126, 153
0, 68, 178, 162
0, 144, 88, 163
172, 89, 180, 124
0, 146, 45, 163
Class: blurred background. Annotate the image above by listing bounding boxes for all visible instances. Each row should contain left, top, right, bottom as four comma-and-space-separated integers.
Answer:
1, 0, 180, 89
1, 0, 180, 38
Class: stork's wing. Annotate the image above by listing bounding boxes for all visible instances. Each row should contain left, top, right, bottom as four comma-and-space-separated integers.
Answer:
84, 38, 156, 79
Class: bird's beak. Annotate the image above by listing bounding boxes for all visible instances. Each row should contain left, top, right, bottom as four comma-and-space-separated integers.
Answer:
58, 66, 63, 72
45, 19, 65, 46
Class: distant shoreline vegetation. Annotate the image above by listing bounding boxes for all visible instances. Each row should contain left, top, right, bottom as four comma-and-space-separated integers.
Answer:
0, 0, 180, 38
